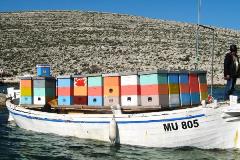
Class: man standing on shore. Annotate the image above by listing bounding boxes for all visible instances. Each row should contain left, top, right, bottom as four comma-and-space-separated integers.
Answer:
224, 44, 240, 100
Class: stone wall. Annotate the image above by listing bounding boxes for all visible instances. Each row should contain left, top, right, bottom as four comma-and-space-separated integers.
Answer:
0, 11, 240, 84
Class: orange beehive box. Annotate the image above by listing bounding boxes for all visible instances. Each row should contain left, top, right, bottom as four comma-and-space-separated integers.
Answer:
74, 86, 87, 96
199, 83, 208, 92
104, 86, 120, 97
73, 76, 88, 96
198, 72, 208, 101
103, 76, 120, 86
102, 73, 121, 106
21, 79, 32, 88
159, 84, 169, 95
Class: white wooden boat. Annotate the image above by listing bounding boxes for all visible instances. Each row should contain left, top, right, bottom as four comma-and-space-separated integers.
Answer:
6, 97, 240, 149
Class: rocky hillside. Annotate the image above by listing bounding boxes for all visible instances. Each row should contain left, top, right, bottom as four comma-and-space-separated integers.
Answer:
0, 11, 240, 84
0, 93, 6, 107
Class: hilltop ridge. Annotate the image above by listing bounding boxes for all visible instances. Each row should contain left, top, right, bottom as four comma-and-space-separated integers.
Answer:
0, 11, 240, 84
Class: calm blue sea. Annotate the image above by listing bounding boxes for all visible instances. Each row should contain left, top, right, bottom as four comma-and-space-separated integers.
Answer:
1, 84, 240, 160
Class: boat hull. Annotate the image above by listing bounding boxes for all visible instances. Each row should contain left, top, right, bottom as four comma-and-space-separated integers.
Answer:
6, 100, 240, 149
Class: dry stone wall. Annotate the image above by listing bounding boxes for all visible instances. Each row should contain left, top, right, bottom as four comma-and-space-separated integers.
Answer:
0, 11, 240, 84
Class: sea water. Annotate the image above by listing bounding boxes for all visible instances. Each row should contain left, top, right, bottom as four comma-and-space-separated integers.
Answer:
1, 85, 240, 160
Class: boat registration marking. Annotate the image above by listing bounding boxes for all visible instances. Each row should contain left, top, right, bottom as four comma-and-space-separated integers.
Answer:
163, 119, 199, 132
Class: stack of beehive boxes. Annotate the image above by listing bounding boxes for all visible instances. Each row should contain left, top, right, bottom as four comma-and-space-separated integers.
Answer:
198, 71, 208, 101
57, 76, 73, 105
19, 65, 209, 108
20, 77, 33, 105
168, 72, 180, 107
120, 72, 140, 106
87, 74, 103, 106
139, 71, 160, 106
20, 64, 56, 106
103, 73, 121, 106
158, 71, 169, 107
73, 75, 88, 105
189, 71, 201, 105
33, 77, 56, 105
179, 71, 191, 106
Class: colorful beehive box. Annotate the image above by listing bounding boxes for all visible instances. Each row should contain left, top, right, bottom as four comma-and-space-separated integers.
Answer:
36, 64, 51, 77
87, 74, 103, 106
179, 71, 191, 106
139, 70, 160, 106
198, 71, 208, 101
120, 72, 140, 106
57, 75, 73, 105
158, 70, 169, 107
168, 71, 180, 108
20, 77, 33, 105
189, 71, 201, 105
73, 75, 88, 105
33, 77, 56, 105
103, 73, 120, 106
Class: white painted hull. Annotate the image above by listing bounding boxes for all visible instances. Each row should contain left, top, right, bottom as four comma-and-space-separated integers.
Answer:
6, 100, 240, 149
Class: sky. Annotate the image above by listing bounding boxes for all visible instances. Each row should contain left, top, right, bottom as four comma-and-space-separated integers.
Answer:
0, 0, 239, 30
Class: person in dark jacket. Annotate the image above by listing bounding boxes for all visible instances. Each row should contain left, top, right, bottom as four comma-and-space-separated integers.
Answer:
224, 44, 240, 100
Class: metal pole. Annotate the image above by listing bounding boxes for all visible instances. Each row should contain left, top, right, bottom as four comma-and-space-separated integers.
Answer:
195, 0, 201, 70
199, 24, 215, 97
211, 30, 215, 96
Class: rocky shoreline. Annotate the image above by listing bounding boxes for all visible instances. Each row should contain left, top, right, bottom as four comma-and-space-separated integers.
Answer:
1, 77, 19, 84
0, 93, 6, 108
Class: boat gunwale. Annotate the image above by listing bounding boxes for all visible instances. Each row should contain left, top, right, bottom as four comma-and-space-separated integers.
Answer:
6, 99, 209, 119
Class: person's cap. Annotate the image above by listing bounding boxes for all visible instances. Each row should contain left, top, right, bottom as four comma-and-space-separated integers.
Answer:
230, 44, 237, 52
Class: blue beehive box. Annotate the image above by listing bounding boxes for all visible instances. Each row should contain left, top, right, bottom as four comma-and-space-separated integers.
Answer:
20, 96, 32, 105
36, 64, 51, 77
58, 96, 73, 105
57, 75, 74, 106
88, 96, 103, 106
